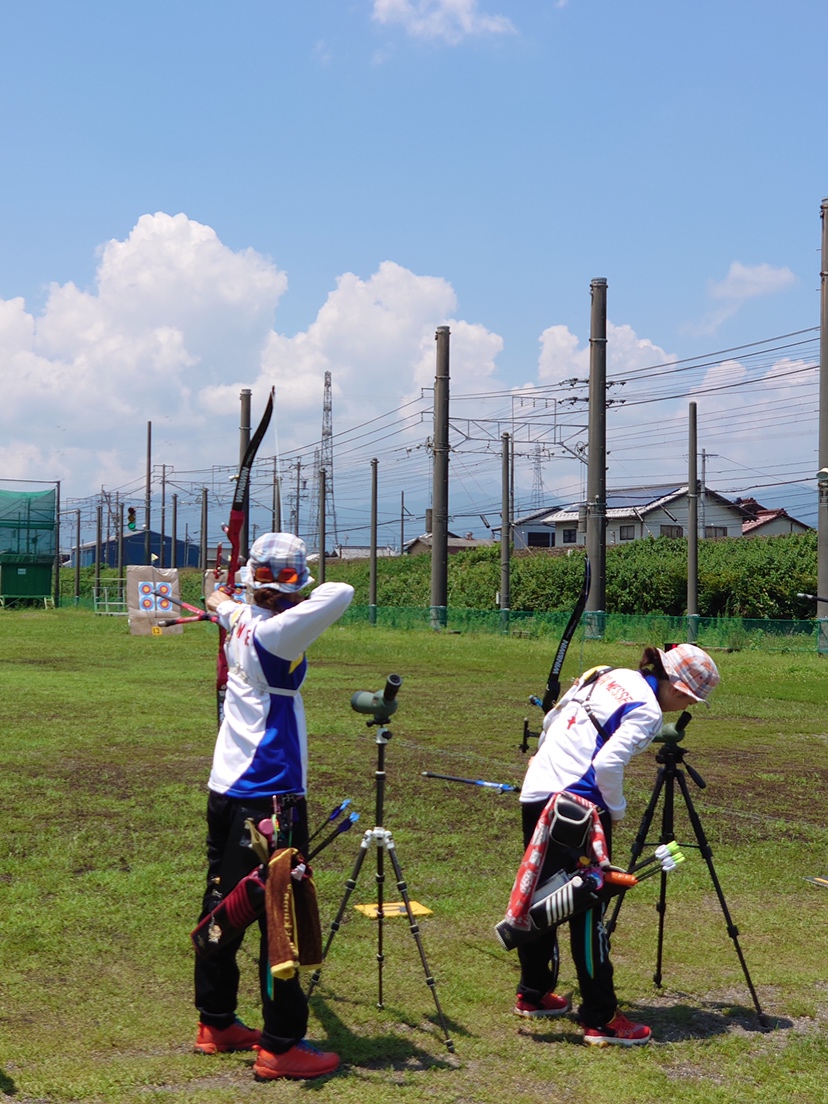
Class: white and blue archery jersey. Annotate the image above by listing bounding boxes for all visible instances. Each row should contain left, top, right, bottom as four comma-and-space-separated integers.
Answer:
208, 582, 354, 799
520, 667, 663, 822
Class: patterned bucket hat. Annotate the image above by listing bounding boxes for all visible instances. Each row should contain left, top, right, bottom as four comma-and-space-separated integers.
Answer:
247, 533, 314, 593
657, 643, 720, 704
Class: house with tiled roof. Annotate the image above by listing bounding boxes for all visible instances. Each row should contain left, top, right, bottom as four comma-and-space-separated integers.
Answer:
512, 484, 746, 549
735, 498, 811, 538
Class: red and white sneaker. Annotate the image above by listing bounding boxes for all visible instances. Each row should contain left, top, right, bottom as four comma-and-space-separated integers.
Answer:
514, 991, 571, 1018
194, 1019, 262, 1054
583, 1012, 652, 1047
253, 1041, 340, 1080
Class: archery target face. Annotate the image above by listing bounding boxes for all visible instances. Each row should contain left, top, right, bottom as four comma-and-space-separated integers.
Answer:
138, 581, 174, 612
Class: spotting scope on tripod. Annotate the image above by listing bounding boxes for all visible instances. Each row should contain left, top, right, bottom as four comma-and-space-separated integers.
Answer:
306, 674, 455, 1053
608, 710, 769, 1029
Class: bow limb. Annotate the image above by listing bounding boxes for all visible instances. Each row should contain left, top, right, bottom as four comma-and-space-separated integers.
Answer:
215, 388, 275, 726
541, 554, 591, 713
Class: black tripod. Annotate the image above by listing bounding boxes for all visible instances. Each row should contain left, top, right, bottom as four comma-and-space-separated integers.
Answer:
607, 711, 769, 1029
306, 675, 455, 1053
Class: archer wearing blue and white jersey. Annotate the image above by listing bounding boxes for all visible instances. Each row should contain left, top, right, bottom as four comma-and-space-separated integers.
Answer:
513, 644, 719, 1047
209, 579, 353, 799
521, 666, 664, 823
194, 532, 353, 1076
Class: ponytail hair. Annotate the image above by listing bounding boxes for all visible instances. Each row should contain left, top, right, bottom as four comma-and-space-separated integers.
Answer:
639, 646, 668, 681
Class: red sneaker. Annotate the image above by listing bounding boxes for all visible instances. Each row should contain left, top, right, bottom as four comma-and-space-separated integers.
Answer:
253, 1041, 340, 1081
583, 1012, 652, 1047
514, 991, 571, 1018
194, 1019, 262, 1054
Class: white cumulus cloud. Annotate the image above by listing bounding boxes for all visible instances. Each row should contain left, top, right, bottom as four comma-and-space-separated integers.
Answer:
0, 215, 506, 501
372, 0, 516, 44
691, 261, 797, 335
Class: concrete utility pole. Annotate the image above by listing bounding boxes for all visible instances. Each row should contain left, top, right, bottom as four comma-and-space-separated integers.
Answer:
159, 463, 167, 568
272, 457, 282, 532
239, 389, 252, 559
171, 493, 178, 568
586, 279, 607, 626
144, 421, 152, 564
74, 509, 81, 603
294, 458, 303, 538
500, 432, 511, 632
370, 458, 378, 624
687, 402, 699, 642
95, 504, 102, 598
117, 500, 124, 582
317, 468, 326, 583
53, 480, 61, 608
818, 198, 828, 651
200, 488, 208, 573
430, 326, 450, 628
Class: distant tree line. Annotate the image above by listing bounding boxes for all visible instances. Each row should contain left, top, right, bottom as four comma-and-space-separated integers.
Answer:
60, 531, 818, 621
321, 532, 818, 621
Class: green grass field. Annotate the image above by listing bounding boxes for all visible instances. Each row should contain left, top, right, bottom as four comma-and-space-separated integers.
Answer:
1, 609, 827, 1103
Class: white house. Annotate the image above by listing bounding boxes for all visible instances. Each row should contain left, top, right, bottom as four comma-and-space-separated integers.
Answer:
511, 484, 748, 549
735, 498, 811, 538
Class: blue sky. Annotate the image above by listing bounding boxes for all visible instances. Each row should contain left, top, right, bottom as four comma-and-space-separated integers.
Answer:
1, 1, 826, 549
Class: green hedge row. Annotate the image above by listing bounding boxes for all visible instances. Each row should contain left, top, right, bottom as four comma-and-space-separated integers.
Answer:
53, 531, 819, 621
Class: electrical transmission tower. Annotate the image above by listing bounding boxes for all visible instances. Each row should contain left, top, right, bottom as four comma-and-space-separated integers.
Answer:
530, 444, 546, 510
308, 372, 339, 553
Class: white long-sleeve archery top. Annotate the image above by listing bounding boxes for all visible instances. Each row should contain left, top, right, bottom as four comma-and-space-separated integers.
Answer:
520, 667, 663, 821
208, 581, 354, 799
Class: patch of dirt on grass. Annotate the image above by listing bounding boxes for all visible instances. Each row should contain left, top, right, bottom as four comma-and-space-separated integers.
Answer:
626, 745, 828, 843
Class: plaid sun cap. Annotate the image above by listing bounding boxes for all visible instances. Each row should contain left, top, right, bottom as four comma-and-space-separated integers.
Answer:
656, 644, 720, 705
247, 533, 314, 594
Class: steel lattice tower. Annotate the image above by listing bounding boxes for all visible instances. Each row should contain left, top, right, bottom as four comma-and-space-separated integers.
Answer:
530, 443, 545, 510
309, 372, 339, 552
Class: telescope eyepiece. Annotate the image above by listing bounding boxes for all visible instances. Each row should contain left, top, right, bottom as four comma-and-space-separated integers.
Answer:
384, 674, 403, 702
350, 674, 403, 720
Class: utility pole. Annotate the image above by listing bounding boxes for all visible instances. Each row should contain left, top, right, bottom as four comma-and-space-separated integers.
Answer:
144, 421, 152, 564
95, 504, 102, 600
370, 458, 378, 625
818, 197, 828, 651
74, 509, 81, 604
53, 480, 61, 608
318, 468, 326, 584
500, 433, 511, 633
272, 456, 281, 532
687, 402, 699, 642
430, 326, 450, 629
117, 500, 124, 583
159, 463, 167, 568
294, 457, 303, 538
200, 488, 208, 573
586, 278, 607, 630
171, 493, 178, 568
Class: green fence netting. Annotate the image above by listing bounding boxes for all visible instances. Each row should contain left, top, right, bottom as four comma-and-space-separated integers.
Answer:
338, 605, 822, 652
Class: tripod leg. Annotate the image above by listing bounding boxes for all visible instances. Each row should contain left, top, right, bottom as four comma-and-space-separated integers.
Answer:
384, 833, 456, 1054
306, 829, 372, 998
607, 767, 667, 935
376, 829, 385, 1009
653, 764, 677, 987
674, 771, 769, 1028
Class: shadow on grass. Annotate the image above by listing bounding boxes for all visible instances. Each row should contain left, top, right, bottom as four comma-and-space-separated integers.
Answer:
309, 989, 467, 1074
648, 999, 790, 1040
0, 1069, 16, 1095
518, 999, 786, 1046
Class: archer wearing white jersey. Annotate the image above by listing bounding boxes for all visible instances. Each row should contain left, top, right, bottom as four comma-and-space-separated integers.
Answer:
194, 533, 353, 1081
